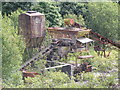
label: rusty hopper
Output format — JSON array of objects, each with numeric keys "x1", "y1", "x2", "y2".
[
  {"x1": 47, "y1": 27, "x2": 91, "y2": 39},
  {"x1": 19, "y1": 11, "x2": 45, "y2": 48}
]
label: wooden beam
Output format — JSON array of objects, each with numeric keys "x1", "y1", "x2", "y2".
[{"x1": 44, "y1": 64, "x2": 71, "y2": 70}]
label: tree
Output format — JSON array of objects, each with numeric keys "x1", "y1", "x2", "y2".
[
  {"x1": 85, "y1": 2, "x2": 118, "y2": 41},
  {"x1": 2, "y1": 2, "x2": 32, "y2": 15},
  {"x1": 2, "y1": 12, "x2": 25, "y2": 87},
  {"x1": 8, "y1": 8, "x2": 25, "y2": 29},
  {"x1": 59, "y1": 2, "x2": 87, "y2": 17},
  {"x1": 31, "y1": 2, "x2": 63, "y2": 27}
]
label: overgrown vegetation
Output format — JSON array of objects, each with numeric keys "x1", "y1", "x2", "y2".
[
  {"x1": 31, "y1": 2, "x2": 63, "y2": 27},
  {"x1": 85, "y1": 2, "x2": 118, "y2": 41},
  {"x1": 1, "y1": 1, "x2": 119, "y2": 88},
  {"x1": 2, "y1": 13, "x2": 25, "y2": 87}
]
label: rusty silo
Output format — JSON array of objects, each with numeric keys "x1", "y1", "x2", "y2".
[{"x1": 19, "y1": 11, "x2": 45, "y2": 48}]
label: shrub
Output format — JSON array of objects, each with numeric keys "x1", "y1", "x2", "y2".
[
  {"x1": 25, "y1": 71, "x2": 70, "y2": 88},
  {"x1": 63, "y1": 13, "x2": 86, "y2": 27},
  {"x1": 2, "y1": 10, "x2": 25, "y2": 87}
]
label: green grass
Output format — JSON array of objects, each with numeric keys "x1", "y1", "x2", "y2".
[
  {"x1": 58, "y1": 48, "x2": 118, "y2": 88},
  {"x1": 24, "y1": 47, "x2": 118, "y2": 88}
]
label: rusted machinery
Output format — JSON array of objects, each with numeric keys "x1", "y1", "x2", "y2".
[
  {"x1": 69, "y1": 20, "x2": 120, "y2": 57},
  {"x1": 18, "y1": 12, "x2": 96, "y2": 81},
  {"x1": 19, "y1": 11, "x2": 45, "y2": 48},
  {"x1": 89, "y1": 31, "x2": 120, "y2": 57}
]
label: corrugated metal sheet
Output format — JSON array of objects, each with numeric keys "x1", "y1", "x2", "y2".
[{"x1": 77, "y1": 38, "x2": 94, "y2": 43}]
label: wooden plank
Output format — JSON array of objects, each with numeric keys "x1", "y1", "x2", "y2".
[
  {"x1": 78, "y1": 55, "x2": 94, "y2": 59},
  {"x1": 44, "y1": 64, "x2": 71, "y2": 70}
]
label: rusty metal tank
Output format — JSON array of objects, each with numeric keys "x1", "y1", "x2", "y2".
[{"x1": 19, "y1": 11, "x2": 45, "y2": 48}]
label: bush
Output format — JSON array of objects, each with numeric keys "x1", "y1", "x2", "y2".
[
  {"x1": 63, "y1": 13, "x2": 86, "y2": 27},
  {"x1": 8, "y1": 8, "x2": 25, "y2": 29},
  {"x1": 25, "y1": 71, "x2": 70, "y2": 88},
  {"x1": 2, "y1": 10, "x2": 25, "y2": 87}
]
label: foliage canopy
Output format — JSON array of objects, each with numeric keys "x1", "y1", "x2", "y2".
[{"x1": 85, "y1": 2, "x2": 118, "y2": 41}]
